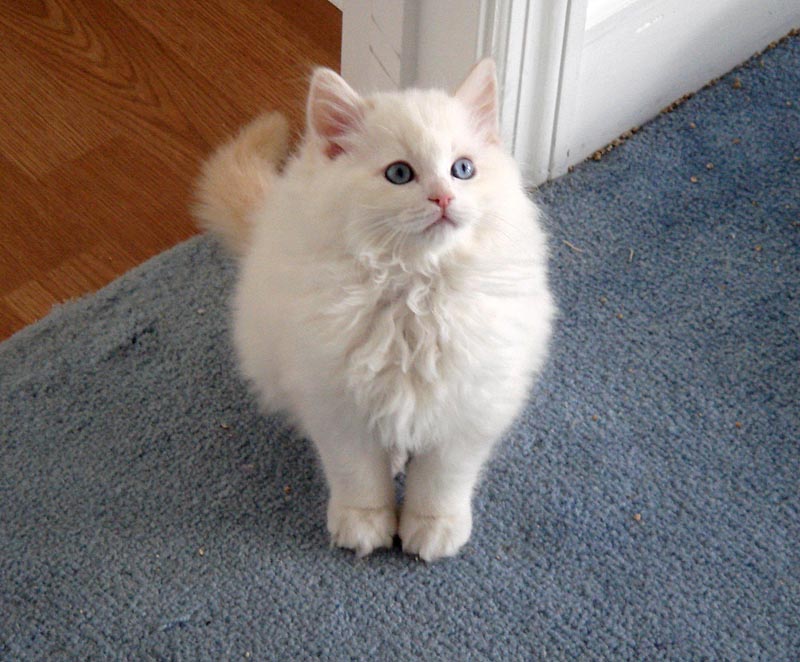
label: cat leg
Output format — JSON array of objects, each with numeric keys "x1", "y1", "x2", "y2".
[
  {"x1": 314, "y1": 434, "x2": 397, "y2": 557},
  {"x1": 399, "y1": 442, "x2": 492, "y2": 562}
]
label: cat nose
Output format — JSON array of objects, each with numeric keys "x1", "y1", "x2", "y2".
[{"x1": 428, "y1": 194, "x2": 454, "y2": 212}]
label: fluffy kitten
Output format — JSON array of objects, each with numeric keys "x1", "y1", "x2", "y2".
[{"x1": 194, "y1": 60, "x2": 554, "y2": 561}]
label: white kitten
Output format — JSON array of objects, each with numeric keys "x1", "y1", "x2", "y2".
[{"x1": 194, "y1": 60, "x2": 554, "y2": 561}]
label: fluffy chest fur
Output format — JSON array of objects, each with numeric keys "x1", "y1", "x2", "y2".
[{"x1": 326, "y1": 261, "x2": 519, "y2": 454}]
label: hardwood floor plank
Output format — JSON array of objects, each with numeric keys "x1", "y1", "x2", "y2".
[
  {"x1": 0, "y1": 40, "x2": 117, "y2": 178},
  {"x1": 112, "y1": 0, "x2": 341, "y2": 134},
  {"x1": 0, "y1": 0, "x2": 341, "y2": 340},
  {"x1": 3, "y1": 279, "x2": 59, "y2": 328},
  {"x1": 0, "y1": 154, "x2": 82, "y2": 294},
  {"x1": 0, "y1": 301, "x2": 27, "y2": 333},
  {"x1": 1, "y1": 0, "x2": 242, "y2": 168}
]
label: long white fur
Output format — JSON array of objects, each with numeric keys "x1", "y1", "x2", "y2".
[{"x1": 195, "y1": 61, "x2": 554, "y2": 561}]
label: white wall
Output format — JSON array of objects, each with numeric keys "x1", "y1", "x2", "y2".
[
  {"x1": 340, "y1": 0, "x2": 420, "y2": 91},
  {"x1": 341, "y1": 0, "x2": 483, "y2": 94}
]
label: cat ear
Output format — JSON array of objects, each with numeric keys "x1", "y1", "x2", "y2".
[
  {"x1": 307, "y1": 68, "x2": 365, "y2": 159},
  {"x1": 455, "y1": 59, "x2": 500, "y2": 144}
]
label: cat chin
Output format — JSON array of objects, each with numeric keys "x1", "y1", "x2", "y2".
[
  {"x1": 347, "y1": 217, "x2": 471, "y2": 270},
  {"x1": 403, "y1": 222, "x2": 471, "y2": 264},
  {"x1": 423, "y1": 215, "x2": 458, "y2": 233}
]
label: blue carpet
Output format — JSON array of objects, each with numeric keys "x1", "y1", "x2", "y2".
[{"x1": 2, "y1": 34, "x2": 798, "y2": 660}]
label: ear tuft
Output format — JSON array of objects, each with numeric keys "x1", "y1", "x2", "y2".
[
  {"x1": 307, "y1": 68, "x2": 364, "y2": 158},
  {"x1": 455, "y1": 59, "x2": 500, "y2": 144}
]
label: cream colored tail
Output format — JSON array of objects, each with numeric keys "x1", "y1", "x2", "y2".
[{"x1": 193, "y1": 112, "x2": 290, "y2": 256}]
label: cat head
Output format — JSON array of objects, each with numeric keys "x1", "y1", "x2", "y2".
[{"x1": 304, "y1": 60, "x2": 520, "y2": 268}]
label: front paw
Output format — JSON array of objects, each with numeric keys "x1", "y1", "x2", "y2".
[
  {"x1": 399, "y1": 510, "x2": 472, "y2": 562},
  {"x1": 327, "y1": 503, "x2": 397, "y2": 558}
]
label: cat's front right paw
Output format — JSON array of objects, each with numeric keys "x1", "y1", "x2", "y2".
[
  {"x1": 399, "y1": 510, "x2": 472, "y2": 562},
  {"x1": 327, "y1": 503, "x2": 397, "y2": 558}
]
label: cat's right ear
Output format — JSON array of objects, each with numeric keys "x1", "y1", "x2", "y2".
[{"x1": 307, "y1": 68, "x2": 365, "y2": 159}]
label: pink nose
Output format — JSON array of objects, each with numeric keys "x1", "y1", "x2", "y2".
[{"x1": 428, "y1": 194, "x2": 453, "y2": 212}]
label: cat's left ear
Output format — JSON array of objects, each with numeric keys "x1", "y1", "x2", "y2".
[
  {"x1": 307, "y1": 68, "x2": 365, "y2": 159},
  {"x1": 455, "y1": 59, "x2": 500, "y2": 145}
]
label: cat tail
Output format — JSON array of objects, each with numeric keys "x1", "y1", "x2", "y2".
[{"x1": 193, "y1": 112, "x2": 290, "y2": 256}]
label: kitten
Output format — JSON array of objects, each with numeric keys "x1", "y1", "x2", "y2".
[{"x1": 194, "y1": 60, "x2": 554, "y2": 561}]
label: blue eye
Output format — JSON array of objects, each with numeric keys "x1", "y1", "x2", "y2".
[
  {"x1": 385, "y1": 161, "x2": 415, "y2": 185},
  {"x1": 451, "y1": 157, "x2": 475, "y2": 180}
]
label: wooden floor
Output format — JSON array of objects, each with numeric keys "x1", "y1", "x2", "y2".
[{"x1": 0, "y1": 0, "x2": 341, "y2": 340}]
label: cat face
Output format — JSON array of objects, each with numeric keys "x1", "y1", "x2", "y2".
[{"x1": 305, "y1": 61, "x2": 514, "y2": 265}]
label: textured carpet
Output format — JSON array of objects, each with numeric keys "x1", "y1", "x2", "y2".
[{"x1": 2, "y1": 34, "x2": 799, "y2": 661}]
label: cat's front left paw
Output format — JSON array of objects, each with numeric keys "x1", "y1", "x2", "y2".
[
  {"x1": 327, "y1": 503, "x2": 397, "y2": 558},
  {"x1": 399, "y1": 510, "x2": 472, "y2": 562}
]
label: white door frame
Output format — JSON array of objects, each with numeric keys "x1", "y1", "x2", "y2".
[{"x1": 490, "y1": 0, "x2": 588, "y2": 185}]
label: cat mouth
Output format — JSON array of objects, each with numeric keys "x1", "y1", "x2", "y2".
[{"x1": 424, "y1": 215, "x2": 457, "y2": 232}]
